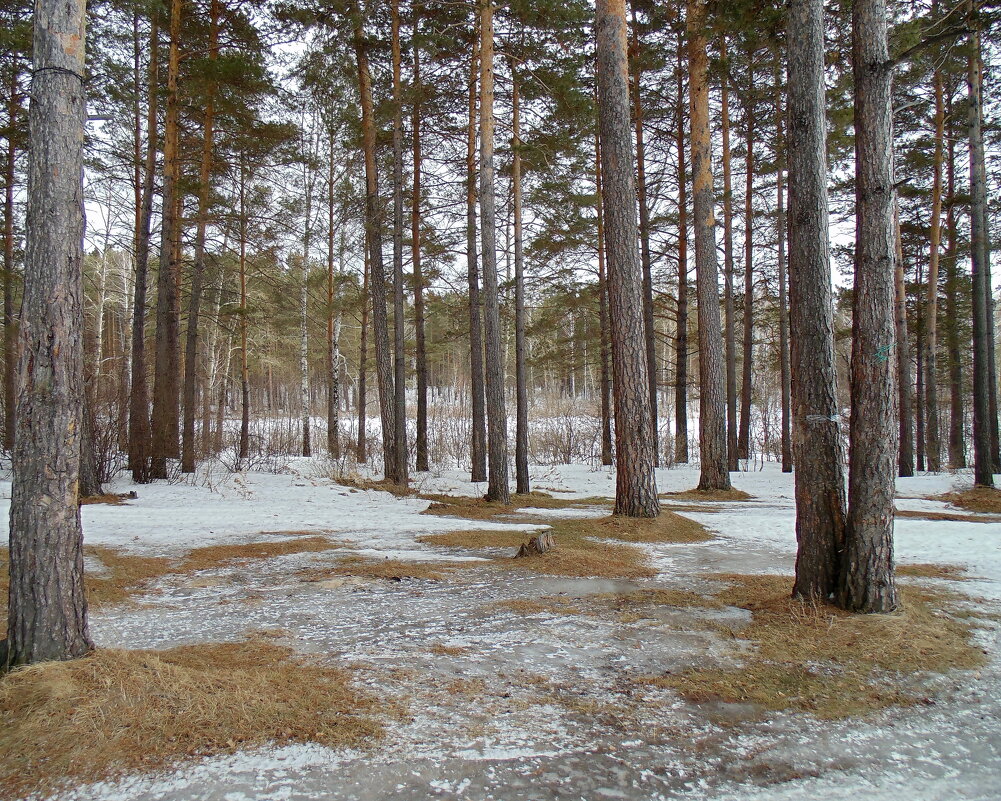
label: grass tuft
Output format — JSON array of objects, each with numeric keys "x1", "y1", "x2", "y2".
[
  {"x1": 0, "y1": 642, "x2": 384, "y2": 799},
  {"x1": 939, "y1": 487, "x2": 1001, "y2": 515},
  {"x1": 639, "y1": 573, "x2": 986, "y2": 719},
  {"x1": 896, "y1": 563, "x2": 970, "y2": 580},
  {"x1": 659, "y1": 488, "x2": 753, "y2": 502},
  {"x1": 418, "y1": 510, "x2": 712, "y2": 579},
  {"x1": 180, "y1": 536, "x2": 342, "y2": 573}
]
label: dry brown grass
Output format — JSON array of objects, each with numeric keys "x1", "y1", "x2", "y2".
[
  {"x1": 639, "y1": 573, "x2": 986, "y2": 719},
  {"x1": 0, "y1": 641, "x2": 384, "y2": 799},
  {"x1": 420, "y1": 491, "x2": 611, "y2": 522},
  {"x1": 938, "y1": 487, "x2": 1001, "y2": 515},
  {"x1": 492, "y1": 596, "x2": 584, "y2": 615},
  {"x1": 428, "y1": 643, "x2": 470, "y2": 656},
  {"x1": 180, "y1": 536, "x2": 342, "y2": 573},
  {"x1": 334, "y1": 475, "x2": 413, "y2": 497},
  {"x1": 0, "y1": 534, "x2": 344, "y2": 617},
  {"x1": 84, "y1": 546, "x2": 174, "y2": 606},
  {"x1": 660, "y1": 488, "x2": 753, "y2": 502},
  {"x1": 80, "y1": 492, "x2": 135, "y2": 506},
  {"x1": 896, "y1": 563, "x2": 970, "y2": 580},
  {"x1": 300, "y1": 554, "x2": 484, "y2": 582},
  {"x1": 895, "y1": 508, "x2": 999, "y2": 523},
  {"x1": 417, "y1": 529, "x2": 529, "y2": 549},
  {"x1": 418, "y1": 511, "x2": 711, "y2": 579}
]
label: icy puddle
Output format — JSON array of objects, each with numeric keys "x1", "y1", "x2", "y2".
[{"x1": 77, "y1": 536, "x2": 1001, "y2": 801}]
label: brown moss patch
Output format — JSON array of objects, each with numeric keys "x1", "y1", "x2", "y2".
[
  {"x1": 938, "y1": 487, "x2": 1001, "y2": 515},
  {"x1": 896, "y1": 563, "x2": 970, "y2": 580},
  {"x1": 639, "y1": 573, "x2": 986, "y2": 719},
  {"x1": 0, "y1": 641, "x2": 384, "y2": 799},
  {"x1": 660, "y1": 488, "x2": 753, "y2": 502}
]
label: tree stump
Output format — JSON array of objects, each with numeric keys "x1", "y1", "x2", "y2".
[{"x1": 516, "y1": 531, "x2": 555, "y2": 558}]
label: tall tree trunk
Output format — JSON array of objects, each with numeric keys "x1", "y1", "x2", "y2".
[
  {"x1": 512, "y1": 73, "x2": 529, "y2": 494},
  {"x1": 181, "y1": 0, "x2": 219, "y2": 474},
  {"x1": 630, "y1": 9, "x2": 659, "y2": 464},
  {"x1": 300, "y1": 187, "x2": 312, "y2": 459},
  {"x1": 738, "y1": 64, "x2": 755, "y2": 463},
  {"x1": 788, "y1": 0, "x2": 847, "y2": 599},
  {"x1": 688, "y1": 0, "x2": 731, "y2": 491},
  {"x1": 842, "y1": 0, "x2": 898, "y2": 613},
  {"x1": 596, "y1": 0, "x2": 660, "y2": 517},
  {"x1": 3, "y1": 68, "x2": 19, "y2": 453},
  {"x1": 944, "y1": 105, "x2": 966, "y2": 469},
  {"x1": 775, "y1": 63, "x2": 792, "y2": 473},
  {"x1": 596, "y1": 126, "x2": 614, "y2": 466},
  {"x1": 354, "y1": 14, "x2": 396, "y2": 479},
  {"x1": 6, "y1": 0, "x2": 92, "y2": 665},
  {"x1": 915, "y1": 261, "x2": 926, "y2": 472},
  {"x1": 327, "y1": 136, "x2": 341, "y2": 460},
  {"x1": 719, "y1": 39, "x2": 738, "y2": 471},
  {"x1": 674, "y1": 49, "x2": 689, "y2": 465},
  {"x1": 357, "y1": 234, "x2": 369, "y2": 463},
  {"x1": 129, "y1": 17, "x2": 157, "y2": 482},
  {"x1": 150, "y1": 0, "x2": 183, "y2": 478},
  {"x1": 239, "y1": 156, "x2": 250, "y2": 461},
  {"x1": 467, "y1": 26, "x2": 487, "y2": 483},
  {"x1": 390, "y1": 0, "x2": 408, "y2": 486},
  {"x1": 412, "y1": 10, "x2": 428, "y2": 472},
  {"x1": 925, "y1": 60, "x2": 944, "y2": 471},
  {"x1": 479, "y1": 0, "x2": 509, "y2": 503},
  {"x1": 967, "y1": 2, "x2": 995, "y2": 487},
  {"x1": 894, "y1": 200, "x2": 914, "y2": 477}
]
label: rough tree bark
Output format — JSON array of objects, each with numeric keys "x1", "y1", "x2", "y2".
[
  {"x1": 894, "y1": 200, "x2": 914, "y2": 477},
  {"x1": 775, "y1": 65, "x2": 792, "y2": 473},
  {"x1": 357, "y1": 234, "x2": 369, "y2": 463},
  {"x1": 512, "y1": 72, "x2": 529, "y2": 494},
  {"x1": 150, "y1": 0, "x2": 183, "y2": 478},
  {"x1": 596, "y1": 0, "x2": 660, "y2": 517},
  {"x1": 128, "y1": 17, "x2": 157, "y2": 482},
  {"x1": 479, "y1": 0, "x2": 510, "y2": 503},
  {"x1": 967, "y1": 1, "x2": 995, "y2": 488},
  {"x1": 738, "y1": 61, "x2": 755, "y2": 463},
  {"x1": 674, "y1": 49, "x2": 689, "y2": 465},
  {"x1": 688, "y1": 0, "x2": 731, "y2": 491},
  {"x1": 595, "y1": 127, "x2": 614, "y2": 467},
  {"x1": 6, "y1": 0, "x2": 93, "y2": 665},
  {"x1": 181, "y1": 0, "x2": 219, "y2": 473},
  {"x1": 842, "y1": 0, "x2": 899, "y2": 613},
  {"x1": 630, "y1": 9, "x2": 659, "y2": 463},
  {"x1": 239, "y1": 156, "x2": 250, "y2": 461},
  {"x1": 466, "y1": 30, "x2": 487, "y2": 483},
  {"x1": 944, "y1": 108, "x2": 966, "y2": 469},
  {"x1": 3, "y1": 68, "x2": 18, "y2": 453},
  {"x1": 390, "y1": 0, "x2": 408, "y2": 487},
  {"x1": 354, "y1": 13, "x2": 396, "y2": 481},
  {"x1": 412, "y1": 9, "x2": 428, "y2": 472},
  {"x1": 925, "y1": 58, "x2": 944, "y2": 472},
  {"x1": 720, "y1": 39, "x2": 738, "y2": 471},
  {"x1": 787, "y1": 0, "x2": 847, "y2": 599}
]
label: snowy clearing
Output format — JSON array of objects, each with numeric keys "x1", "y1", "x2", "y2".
[{"x1": 1, "y1": 461, "x2": 999, "y2": 801}]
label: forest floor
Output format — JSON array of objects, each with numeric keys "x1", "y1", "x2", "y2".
[{"x1": 1, "y1": 459, "x2": 1000, "y2": 801}]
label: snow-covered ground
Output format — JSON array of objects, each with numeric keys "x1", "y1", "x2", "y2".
[{"x1": 1, "y1": 460, "x2": 999, "y2": 801}]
